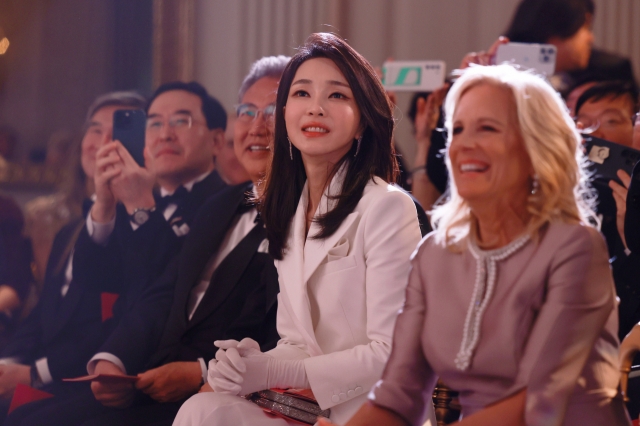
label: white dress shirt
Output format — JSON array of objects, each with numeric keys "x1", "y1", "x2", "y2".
[
  {"x1": 88, "y1": 205, "x2": 268, "y2": 384},
  {"x1": 31, "y1": 174, "x2": 212, "y2": 385}
]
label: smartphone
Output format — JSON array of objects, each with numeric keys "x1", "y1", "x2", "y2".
[
  {"x1": 495, "y1": 42, "x2": 556, "y2": 76},
  {"x1": 113, "y1": 109, "x2": 146, "y2": 167},
  {"x1": 583, "y1": 135, "x2": 640, "y2": 186},
  {"x1": 382, "y1": 60, "x2": 446, "y2": 92},
  {"x1": 625, "y1": 159, "x2": 640, "y2": 253},
  {"x1": 583, "y1": 135, "x2": 640, "y2": 216}
]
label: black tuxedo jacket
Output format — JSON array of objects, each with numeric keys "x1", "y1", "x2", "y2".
[
  {"x1": 2, "y1": 172, "x2": 226, "y2": 381},
  {"x1": 0, "y1": 207, "x2": 123, "y2": 380},
  {"x1": 74, "y1": 171, "x2": 227, "y2": 313},
  {"x1": 97, "y1": 182, "x2": 279, "y2": 374}
]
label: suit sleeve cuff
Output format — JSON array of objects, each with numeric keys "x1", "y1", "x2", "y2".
[
  {"x1": 35, "y1": 357, "x2": 53, "y2": 385},
  {"x1": 0, "y1": 357, "x2": 19, "y2": 365},
  {"x1": 87, "y1": 352, "x2": 127, "y2": 375},
  {"x1": 198, "y1": 358, "x2": 207, "y2": 385},
  {"x1": 86, "y1": 211, "x2": 116, "y2": 245}
]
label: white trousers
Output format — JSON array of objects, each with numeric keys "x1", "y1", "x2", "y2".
[{"x1": 172, "y1": 392, "x2": 301, "y2": 426}]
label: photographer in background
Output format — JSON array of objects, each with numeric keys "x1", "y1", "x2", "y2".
[{"x1": 574, "y1": 80, "x2": 639, "y2": 339}]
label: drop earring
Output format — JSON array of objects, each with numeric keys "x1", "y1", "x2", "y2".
[
  {"x1": 287, "y1": 137, "x2": 293, "y2": 160},
  {"x1": 354, "y1": 135, "x2": 363, "y2": 157},
  {"x1": 530, "y1": 174, "x2": 539, "y2": 195}
]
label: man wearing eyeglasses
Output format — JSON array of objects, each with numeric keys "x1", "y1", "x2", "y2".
[
  {"x1": 575, "y1": 80, "x2": 637, "y2": 148},
  {"x1": 6, "y1": 82, "x2": 229, "y2": 422},
  {"x1": 90, "y1": 81, "x2": 229, "y2": 235},
  {"x1": 575, "y1": 80, "x2": 640, "y2": 339},
  {"x1": 4, "y1": 57, "x2": 288, "y2": 426}
]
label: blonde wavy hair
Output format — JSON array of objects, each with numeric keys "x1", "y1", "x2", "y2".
[{"x1": 431, "y1": 64, "x2": 598, "y2": 248}]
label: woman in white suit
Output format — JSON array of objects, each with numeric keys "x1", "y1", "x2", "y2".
[{"x1": 173, "y1": 33, "x2": 436, "y2": 425}]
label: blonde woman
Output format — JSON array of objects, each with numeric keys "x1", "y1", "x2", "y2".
[{"x1": 339, "y1": 65, "x2": 630, "y2": 426}]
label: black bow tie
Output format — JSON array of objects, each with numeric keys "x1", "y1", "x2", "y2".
[{"x1": 158, "y1": 186, "x2": 189, "y2": 210}]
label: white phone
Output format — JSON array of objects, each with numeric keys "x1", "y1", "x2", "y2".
[
  {"x1": 382, "y1": 60, "x2": 446, "y2": 92},
  {"x1": 494, "y1": 42, "x2": 557, "y2": 76}
]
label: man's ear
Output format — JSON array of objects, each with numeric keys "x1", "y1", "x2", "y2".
[{"x1": 210, "y1": 129, "x2": 225, "y2": 156}]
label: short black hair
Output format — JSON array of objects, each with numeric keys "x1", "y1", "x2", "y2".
[
  {"x1": 147, "y1": 81, "x2": 227, "y2": 131},
  {"x1": 575, "y1": 80, "x2": 639, "y2": 116},
  {"x1": 505, "y1": 0, "x2": 594, "y2": 43}
]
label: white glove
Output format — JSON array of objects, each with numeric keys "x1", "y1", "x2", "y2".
[{"x1": 208, "y1": 338, "x2": 309, "y2": 396}]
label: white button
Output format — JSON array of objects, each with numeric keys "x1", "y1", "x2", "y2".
[
  {"x1": 347, "y1": 390, "x2": 354, "y2": 398},
  {"x1": 354, "y1": 386, "x2": 363, "y2": 395},
  {"x1": 339, "y1": 393, "x2": 347, "y2": 400},
  {"x1": 331, "y1": 395, "x2": 340, "y2": 403}
]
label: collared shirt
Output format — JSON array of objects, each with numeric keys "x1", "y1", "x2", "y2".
[
  {"x1": 86, "y1": 171, "x2": 212, "y2": 245},
  {"x1": 40, "y1": 173, "x2": 212, "y2": 385},
  {"x1": 89, "y1": 193, "x2": 269, "y2": 384}
]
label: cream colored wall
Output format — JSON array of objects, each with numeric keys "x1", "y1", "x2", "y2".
[{"x1": 194, "y1": 0, "x2": 640, "y2": 163}]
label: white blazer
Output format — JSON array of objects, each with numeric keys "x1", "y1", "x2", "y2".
[{"x1": 267, "y1": 167, "x2": 424, "y2": 424}]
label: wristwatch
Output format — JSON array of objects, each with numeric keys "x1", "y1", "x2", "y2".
[{"x1": 130, "y1": 207, "x2": 155, "y2": 226}]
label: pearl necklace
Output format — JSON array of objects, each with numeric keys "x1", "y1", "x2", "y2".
[{"x1": 454, "y1": 234, "x2": 531, "y2": 371}]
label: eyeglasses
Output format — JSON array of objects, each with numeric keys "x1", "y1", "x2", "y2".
[
  {"x1": 236, "y1": 103, "x2": 276, "y2": 123},
  {"x1": 575, "y1": 111, "x2": 635, "y2": 134},
  {"x1": 146, "y1": 113, "x2": 194, "y2": 134}
]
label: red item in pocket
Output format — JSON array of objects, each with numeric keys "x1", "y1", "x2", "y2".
[
  {"x1": 101, "y1": 292, "x2": 119, "y2": 322},
  {"x1": 8, "y1": 383, "x2": 53, "y2": 414}
]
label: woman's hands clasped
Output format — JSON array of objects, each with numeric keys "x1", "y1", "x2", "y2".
[{"x1": 208, "y1": 338, "x2": 271, "y2": 396}]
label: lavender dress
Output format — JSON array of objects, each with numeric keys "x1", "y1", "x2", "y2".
[{"x1": 370, "y1": 222, "x2": 630, "y2": 426}]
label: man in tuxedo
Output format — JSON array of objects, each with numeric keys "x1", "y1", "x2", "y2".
[
  {"x1": 2, "y1": 81, "x2": 240, "y2": 422},
  {"x1": 4, "y1": 56, "x2": 289, "y2": 426},
  {"x1": 82, "y1": 81, "x2": 230, "y2": 313},
  {"x1": 0, "y1": 91, "x2": 147, "y2": 418}
]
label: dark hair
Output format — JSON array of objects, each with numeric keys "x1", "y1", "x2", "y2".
[
  {"x1": 261, "y1": 33, "x2": 397, "y2": 260},
  {"x1": 505, "y1": 0, "x2": 594, "y2": 43},
  {"x1": 147, "y1": 81, "x2": 227, "y2": 131},
  {"x1": 575, "y1": 80, "x2": 639, "y2": 116}
]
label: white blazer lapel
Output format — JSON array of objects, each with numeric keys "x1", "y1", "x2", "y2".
[
  {"x1": 276, "y1": 183, "x2": 322, "y2": 355},
  {"x1": 302, "y1": 164, "x2": 355, "y2": 283},
  {"x1": 303, "y1": 212, "x2": 358, "y2": 284}
]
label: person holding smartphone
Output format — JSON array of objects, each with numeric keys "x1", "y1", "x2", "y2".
[{"x1": 0, "y1": 91, "x2": 146, "y2": 422}]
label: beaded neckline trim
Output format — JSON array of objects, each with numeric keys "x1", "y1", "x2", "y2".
[{"x1": 454, "y1": 234, "x2": 531, "y2": 371}]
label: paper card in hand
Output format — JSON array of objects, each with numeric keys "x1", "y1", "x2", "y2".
[{"x1": 63, "y1": 374, "x2": 139, "y2": 383}]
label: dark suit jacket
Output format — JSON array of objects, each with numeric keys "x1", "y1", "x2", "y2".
[
  {"x1": 97, "y1": 182, "x2": 279, "y2": 374},
  {"x1": 2, "y1": 172, "x2": 226, "y2": 381},
  {"x1": 74, "y1": 171, "x2": 227, "y2": 313},
  {"x1": 0, "y1": 211, "x2": 122, "y2": 380}
]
